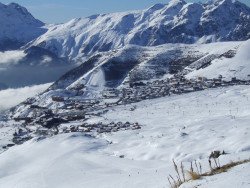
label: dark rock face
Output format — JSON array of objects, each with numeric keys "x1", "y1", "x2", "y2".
[
  {"x1": 102, "y1": 60, "x2": 139, "y2": 87},
  {"x1": 0, "y1": 39, "x2": 24, "y2": 51}
]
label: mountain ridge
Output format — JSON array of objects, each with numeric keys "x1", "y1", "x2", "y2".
[
  {"x1": 28, "y1": 0, "x2": 250, "y2": 60},
  {"x1": 0, "y1": 0, "x2": 249, "y2": 61}
]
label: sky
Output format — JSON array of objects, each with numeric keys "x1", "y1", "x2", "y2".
[{"x1": 1, "y1": 0, "x2": 249, "y2": 23}]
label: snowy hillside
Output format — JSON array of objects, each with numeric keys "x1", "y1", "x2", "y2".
[
  {"x1": 0, "y1": 85, "x2": 250, "y2": 188},
  {"x1": 0, "y1": 2, "x2": 47, "y2": 51},
  {"x1": 48, "y1": 40, "x2": 245, "y2": 94},
  {"x1": 30, "y1": 0, "x2": 250, "y2": 59},
  {"x1": 186, "y1": 39, "x2": 250, "y2": 80}
]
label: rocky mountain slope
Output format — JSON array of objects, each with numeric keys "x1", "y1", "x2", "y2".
[
  {"x1": 30, "y1": 0, "x2": 250, "y2": 60},
  {"x1": 0, "y1": 2, "x2": 47, "y2": 51}
]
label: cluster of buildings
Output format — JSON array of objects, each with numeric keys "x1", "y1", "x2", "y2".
[
  {"x1": 61, "y1": 121, "x2": 141, "y2": 134},
  {"x1": 102, "y1": 76, "x2": 250, "y2": 104},
  {"x1": 10, "y1": 75, "x2": 250, "y2": 142}
]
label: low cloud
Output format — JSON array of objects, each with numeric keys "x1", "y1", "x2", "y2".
[
  {"x1": 41, "y1": 55, "x2": 53, "y2": 64},
  {"x1": 0, "y1": 51, "x2": 25, "y2": 65},
  {"x1": 0, "y1": 83, "x2": 51, "y2": 112}
]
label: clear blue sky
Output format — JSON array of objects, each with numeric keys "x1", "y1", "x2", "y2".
[{"x1": 1, "y1": 0, "x2": 249, "y2": 23}]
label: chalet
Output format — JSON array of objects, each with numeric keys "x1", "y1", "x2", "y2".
[
  {"x1": 42, "y1": 117, "x2": 68, "y2": 129},
  {"x1": 102, "y1": 89, "x2": 119, "y2": 98},
  {"x1": 193, "y1": 85, "x2": 203, "y2": 91},
  {"x1": 197, "y1": 77, "x2": 207, "y2": 82},
  {"x1": 14, "y1": 117, "x2": 32, "y2": 123},
  {"x1": 22, "y1": 98, "x2": 35, "y2": 105},
  {"x1": 35, "y1": 127, "x2": 49, "y2": 136},
  {"x1": 129, "y1": 82, "x2": 146, "y2": 87},
  {"x1": 52, "y1": 96, "x2": 65, "y2": 102},
  {"x1": 213, "y1": 78, "x2": 222, "y2": 86},
  {"x1": 30, "y1": 105, "x2": 47, "y2": 109},
  {"x1": 65, "y1": 114, "x2": 85, "y2": 121},
  {"x1": 231, "y1": 77, "x2": 237, "y2": 82}
]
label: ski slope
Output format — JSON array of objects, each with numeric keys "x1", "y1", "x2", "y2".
[
  {"x1": 187, "y1": 39, "x2": 250, "y2": 80},
  {"x1": 0, "y1": 85, "x2": 249, "y2": 188}
]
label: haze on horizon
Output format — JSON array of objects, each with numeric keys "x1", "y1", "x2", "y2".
[{"x1": 0, "y1": 0, "x2": 249, "y2": 23}]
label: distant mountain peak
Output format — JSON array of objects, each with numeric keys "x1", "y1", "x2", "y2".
[
  {"x1": 214, "y1": 0, "x2": 232, "y2": 2},
  {"x1": 160, "y1": 0, "x2": 187, "y2": 16},
  {"x1": 0, "y1": 2, "x2": 46, "y2": 51},
  {"x1": 147, "y1": 3, "x2": 165, "y2": 12},
  {"x1": 7, "y1": 2, "x2": 43, "y2": 25},
  {"x1": 167, "y1": 0, "x2": 186, "y2": 8},
  {"x1": 169, "y1": 0, "x2": 186, "y2": 4},
  {"x1": 216, "y1": 0, "x2": 233, "y2": 5},
  {"x1": 8, "y1": 2, "x2": 25, "y2": 8}
]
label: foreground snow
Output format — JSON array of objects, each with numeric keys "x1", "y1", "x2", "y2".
[
  {"x1": 181, "y1": 162, "x2": 250, "y2": 188},
  {"x1": 0, "y1": 85, "x2": 249, "y2": 187}
]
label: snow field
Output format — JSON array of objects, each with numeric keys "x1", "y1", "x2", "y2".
[{"x1": 0, "y1": 85, "x2": 249, "y2": 187}]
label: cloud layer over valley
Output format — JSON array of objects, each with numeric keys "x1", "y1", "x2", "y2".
[{"x1": 0, "y1": 83, "x2": 51, "y2": 112}]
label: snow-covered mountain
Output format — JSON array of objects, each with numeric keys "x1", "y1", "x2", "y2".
[
  {"x1": 0, "y1": 2, "x2": 47, "y2": 51},
  {"x1": 0, "y1": 1, "x2": 250, "y2": 187},
  {"x1": 49, "y1": 40, "x2": 247, "y2": 92},
  {"x1": 30, "y1": 0, "x2": 250, "y2": 60}
]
